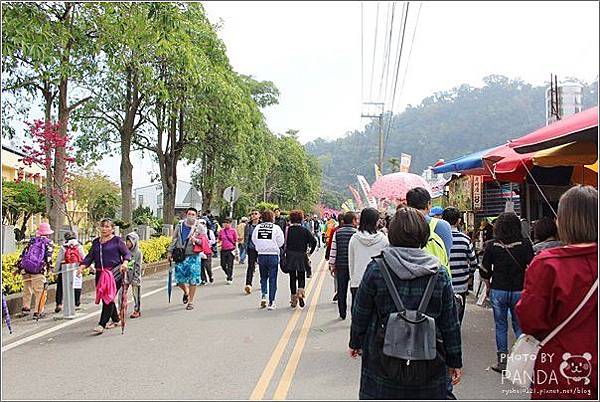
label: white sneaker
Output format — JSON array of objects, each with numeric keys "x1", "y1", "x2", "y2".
[
  {"x1": 260, "y1": 297, "x2": 268, "y2": 309},
  {"x1": 93, "y1": 325, "x2": 104, "y2": 334},
  {"x1": 268, "y1": 302, "x2": 276, "y2": 310},
  {"x1": 226, "y1": 280, "x2": 233, "y2": 285}
]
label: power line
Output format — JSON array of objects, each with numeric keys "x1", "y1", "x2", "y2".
[
  {"x1": 382, "y1": 1, "x2": 410, "y2": 163},
  {"x1": 384, "y1": 1, "x2": 422, "y2": 154},
  {"x1": 361, "y1": 2, "x2": 364, "y2": 103},
  {"x1": 377, "y1": 2, "x2": 393, "y2": 102},
  {"x1": 368, "y1": 2, "x2": 380, "y2": 101},
  {"x1": 380, "y1": 2, "x2": 397, "y2": 105},
  {"x1": 386, "y1": 2, "x2": 407, "y2": 109}
]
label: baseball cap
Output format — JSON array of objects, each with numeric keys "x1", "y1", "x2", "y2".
[{"x1": 429, "y1": 206, "x2": 444, "y2": 217}]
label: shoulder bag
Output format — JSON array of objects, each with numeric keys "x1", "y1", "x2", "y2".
[{"x1": 505, "y1": 278, "x2": 598, "y2": 389}]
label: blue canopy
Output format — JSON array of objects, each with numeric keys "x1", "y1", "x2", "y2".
[{"x1": 432, "y1": 147, "x2": 497, "y2": 174}]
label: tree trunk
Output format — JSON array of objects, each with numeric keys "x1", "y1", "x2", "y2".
[
  {"x1": 120, "y1": 131, "x2": 133, "y2": 223},
  {"x1": 42, "y1": 83, "x2": 55, "y2": 232},
  {"x1": 53, "y1": 77, "x2": 69, "y2": 242}
]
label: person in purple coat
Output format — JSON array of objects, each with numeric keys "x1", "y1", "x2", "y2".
[{"x1": 78, "y1": 218, "x2": 131, "y2": 334}]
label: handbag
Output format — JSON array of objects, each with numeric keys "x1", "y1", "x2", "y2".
[
  {"x1": 172, "y1": 224, "x2": 191, "y2": 263},
  {"x1": 375, "y1": 255, "x2": 438, "y2": 362},
  {"x1": 505, "y1": 278, "x2": 598, "y2": 389}
]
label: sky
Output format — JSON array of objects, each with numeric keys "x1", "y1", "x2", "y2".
[{"x1": 7, "y1": 1, "x2": 599, "y2": 189}]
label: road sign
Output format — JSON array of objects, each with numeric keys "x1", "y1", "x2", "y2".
[{"x1": 223, "y1": 186, "x2": 240, "y2": 203}]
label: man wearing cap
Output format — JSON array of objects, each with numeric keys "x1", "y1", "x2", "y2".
[
  {"x1": 429, "y1": 206, "x2": 444, "y2": 219},
  {"x1": 236, "y1": 217, "x2": 248, "y2": 264},
  {"x1": 17, "y1": 222, "x2": 55, "y2": 318}
]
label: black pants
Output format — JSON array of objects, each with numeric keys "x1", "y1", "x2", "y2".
[
  {"x1": 201, "y1": 256, "x2": 213, "y2": 282},
  {"x1": 289, "y1": 270, "x2": 306, "y2": 295},
  {"x1": 336, "y1": 270, "x2": 350, "y2": 319},
  {"x1": 350, "y1": 287, "x2": 358, "y2": 312},
  {"x1": 246, "y1": 248, "x2": 258, "y2": 286},
  {"x1": 99, "y1": 301, "x2": 119, "y2": 327},
  {"x1": 220, "y1": 250, "x2": 234, "y2": 281},
  {"x1": 55, "y1": 273, "x2": 82, "y2": 306}
]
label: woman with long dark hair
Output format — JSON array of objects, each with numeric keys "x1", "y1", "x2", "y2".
[
  {"x1": 284, "y1": 210, "x2": 317, "y2": 309},
  {"x1": 480, "y1": 212, "x2": 534, "y2": 372},
  {"x1": 348, "y1": 207, "x2": 388, "y2": 308},
  {"x1": 516, "y1": 186, "x2": 598, "y2": 399}
]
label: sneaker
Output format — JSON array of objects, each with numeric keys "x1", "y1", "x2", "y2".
[
  {"x1": 332, "y1": 293, "x2": 338, "y2": 302},
  {"x1": 268, "y1": 302, "x2": 276, "y2": 310},
  {"x1": 260, "y1": 297, "x2": 268, "y2": 309},
  {"x1": 130, "y1": 311, "x2": 141, "y2": 319},
  {"x1": 209, "y1": 277, "x2": 214, "y2": 283},
  {"x1": 226, "y1": 280, "x2": 233, "y2": 285},
  {"x1": 244, "y1": 285, "x2": 252, "y2": 295},
  {"x1": 54, "y1": 305, "x2": 63, "y2": 313},
  {"x1": 93, "y1": 325, "x2": 104, "y2": 334}
]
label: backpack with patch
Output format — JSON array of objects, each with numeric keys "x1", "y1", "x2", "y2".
[
  {"x1": 423, "y1": 218, "x2": 451, "y2": 277},
  {"x1": 64, "y1": 243, "x2": 82, "y2": 264},
  {"x1": 19, "y1": 237, "x2": 49, "y2": 274}
]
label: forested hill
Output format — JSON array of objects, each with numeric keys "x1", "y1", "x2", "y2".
[{"x1": 305, "y1": 75, "x2": 598, "y2": 207}]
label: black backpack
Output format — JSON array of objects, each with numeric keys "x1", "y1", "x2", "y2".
[{"x1": 371, "y1": 256, "x2": 446, "y2": 384}]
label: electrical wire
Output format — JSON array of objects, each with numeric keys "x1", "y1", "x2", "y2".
[{"x1": 368, "y1": 2, "x2": 380, "y2": 101}]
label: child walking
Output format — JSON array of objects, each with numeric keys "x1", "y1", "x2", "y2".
[{"x1": 126, "y1": 232, "x2": 143, "y2": 318}]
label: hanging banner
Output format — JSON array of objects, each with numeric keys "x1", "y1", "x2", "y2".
[
  {"x1": 374, "y1": 164, "x2": 382, "y2": 180},
  {"x1": 357, "y1": 175, "x2": 377, "y2": 208},
  {"x1": 348, "y1": 185, "x2": 364, "y2": 210},
  {"x1": 448, "y1": 175, "x2": 473, "y2": 211},
  {"x1": 341, "y1": 199, "x2": 355, "y2": 212},
  {"x1": 473, "y1": 175, "x2": 483, "y2": 211},
  {"x1": 400, "y1": 153, "x2": 412, "y2": 173}
]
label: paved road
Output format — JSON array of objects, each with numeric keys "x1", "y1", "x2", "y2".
[{"x1": 2, "y1": 249, "x2": 528, "y2": 400}]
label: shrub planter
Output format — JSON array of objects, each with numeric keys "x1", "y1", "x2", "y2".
[{"x1": 4, "y1": 260, "x2": 170, "y2": 315}]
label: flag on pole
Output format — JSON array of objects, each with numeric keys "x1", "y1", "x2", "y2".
[
  {"x1": 400, "y1": 153, "x2": 412, "y2": 173},
  {"x1": 357, "y1": 175, "x2": 377, "y2": 208},
  {"x1": 374, "y1": 164, "x2": 382, "y2": 180},
  {"x1": 348, "y1": 185, "x2": 364, "y2": 210}
]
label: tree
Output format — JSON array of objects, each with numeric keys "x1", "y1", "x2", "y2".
[
  {"x1": 388, "y1": 157, "x2": 401, "y2": 173},
  {"x1": 2, "y1": 2, "x2": 101, "y2": 240},
  {"x1": 1, "y1": 179, "x2": 46, "y2": 240}
]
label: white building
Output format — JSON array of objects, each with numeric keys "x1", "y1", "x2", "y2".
[
  {"x1": 133, "y1": 180, "x2": 202, "y2": 219},
  {"x1": 545, "y1": 81, "x2": 583, "y2": 125}
]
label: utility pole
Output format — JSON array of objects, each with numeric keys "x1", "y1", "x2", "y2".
[{"x1": 361, "y1": 102, "x2": 385, "y2": 174}]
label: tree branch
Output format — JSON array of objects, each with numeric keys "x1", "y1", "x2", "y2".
[{"x1": 68, "y1": 96, "x2": 92, "y2": 113}]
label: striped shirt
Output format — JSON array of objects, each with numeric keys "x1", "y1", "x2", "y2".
[{"x1": 449, "y1": 230, "x2": 479, "y2": 293}]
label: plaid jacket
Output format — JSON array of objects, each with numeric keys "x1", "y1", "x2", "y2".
[{"x1": 350, "y1": 257, "x2": 462, "y2": 399}]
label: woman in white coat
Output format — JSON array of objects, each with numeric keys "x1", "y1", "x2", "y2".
[{"x1": 348, "y1": 207, "x2": 389, "y2": 309}]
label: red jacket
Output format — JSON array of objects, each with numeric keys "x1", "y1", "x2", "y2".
[{"x1": 515, "y1": 244, "x2": 598, "y2": 400}]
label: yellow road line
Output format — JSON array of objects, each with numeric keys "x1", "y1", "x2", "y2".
[
  {"x1": 272, "y1": 259, "x2": 329, "y2": 400},
  {"x1": 249, "y1": 258, "x2": 326, "y2": 401}
]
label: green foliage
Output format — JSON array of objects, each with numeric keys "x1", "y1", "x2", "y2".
[
  {"x1": 90, "y1": 193, "x2": 121, "y2": 222},
  {"x1": 132, "y1": 205, "x2": 163, "y2": 233},
  {"x1": 255, "y1": 201, "x2": 279, "y2": 212},
  {"x1": 2, "y1": 236, "x2": 171, "y2": 294},
  {"x1": 306, "y1": 76, "x2": 599, "y2": 201},
  {"x1": 1, "y1": 179, "x2": 46, "y2": 240}
]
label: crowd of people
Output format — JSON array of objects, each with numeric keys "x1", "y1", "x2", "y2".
[{"x1": 11, "y1": 184, "x2": 597, "y2": 400}]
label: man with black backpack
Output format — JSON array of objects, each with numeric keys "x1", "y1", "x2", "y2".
[{"x1": 17, "y1": 222, "x2": 55, "y2": 319}]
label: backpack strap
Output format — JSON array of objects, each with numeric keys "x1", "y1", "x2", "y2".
[
  {"x1": 417, "y1": 272, "x2": 438, "y2": 315},
  {"x1": 375, "y1": 255, "x2": 405, "y2": 313}
]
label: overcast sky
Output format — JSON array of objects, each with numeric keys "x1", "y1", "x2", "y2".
[{"x1": 38, "y1": 1, "x2": 600, "y2": 188}]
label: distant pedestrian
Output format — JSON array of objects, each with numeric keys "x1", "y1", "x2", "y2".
[
  {"x1": 532, "y1": 217, "x2": 562, "y2": 255},
  {"x1": 326, "y1": 214, "x2": 343, "y2": 302},
  {"x1": 78, "y1": 218, "x2": 131, "y2": 334},
  {"x1": 442, "y1": 207, "x2": 479, "y2": 324},
  {"x1": 284, "y1": 210, "x2": 317, "y2": 309},
  {"x1": 236, "y1": 217, "x2": 248, "y2": 264},
  {"x1": 348, "y1": 207, "x2": 388, "y2": 309},
  {"x1": 244, "y1": 209, "x2": 261, "y2": 295},
  {"x1": 125, "y1": 232, "x2": 143, "y2": 319},
  {"x1": 349, "y1": 207, "x2": 462, "y2": 399},
  {"x1": 329, "y1": 211, "x2": 358, "y2": 320},
  {"x1": 218, "y1": 218, "x2": 238, "y2": 284},
  {"x1": 252, "y1": 210, "x2": 285, "y2": 310},
  {"x1": 18, "y1": 222, "x2": 54, "y2": 319},
  {"x1": 516, "y1": 186, "x2": 598, "y2": 400},
  {"x1": 480, "y1": 212, "x2": 534, "y2": 373},
  {"x1": 54, "y1": 231, "x2": 84, "y2": 313},
  {"x1": 274, "y1": 207, "x2": 287, "y2": 232}
]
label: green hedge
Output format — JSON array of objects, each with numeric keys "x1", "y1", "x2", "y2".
[{"x1": 1, "y1": 236, "x2": 172, "y2": 295}]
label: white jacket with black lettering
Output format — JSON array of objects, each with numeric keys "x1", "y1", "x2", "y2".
[{"x1": 251, "y1": 222, "x2": 285, "y2": 255}]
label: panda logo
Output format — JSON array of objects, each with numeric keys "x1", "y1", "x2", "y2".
[{"x1": 559, "y1": 352, "x2": 592, "y2": 385}]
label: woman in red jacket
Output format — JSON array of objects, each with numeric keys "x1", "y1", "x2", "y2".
[{"x1": 516, "y1": 185, "x2": 598, "y2": 400}]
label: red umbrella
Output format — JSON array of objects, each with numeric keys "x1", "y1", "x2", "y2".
[
  {"x1": 119, "y1": 274, "x2": 129, "y2": 335},
  {"x1": 370, "y1": 172, "x2": 432, "y2": 204}
]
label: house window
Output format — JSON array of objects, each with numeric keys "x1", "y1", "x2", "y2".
[
  {"x1": 157, "y1": 193, "x2": 163, "y2": 205},
  {"x1": 157, "y1": 208, "x2": 163, "y2": 219},
  {"x1": 138, "y1": 194, "x2": 144, "y2": 206}
]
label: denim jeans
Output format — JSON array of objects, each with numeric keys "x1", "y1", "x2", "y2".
[
  {"x1": 238, "y1": 243, "x2": 247, "y2": 264},
  {"x1": 258, "y1": 255, "x2": 279, "y2": 303},
  {"x1": 490, "y1": 289, "x2": 522, "y2": 352}
]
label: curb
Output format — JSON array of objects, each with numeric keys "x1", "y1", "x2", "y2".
[{"x1": 4, "y1": 260, "x2": 170, "y2": 315}]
